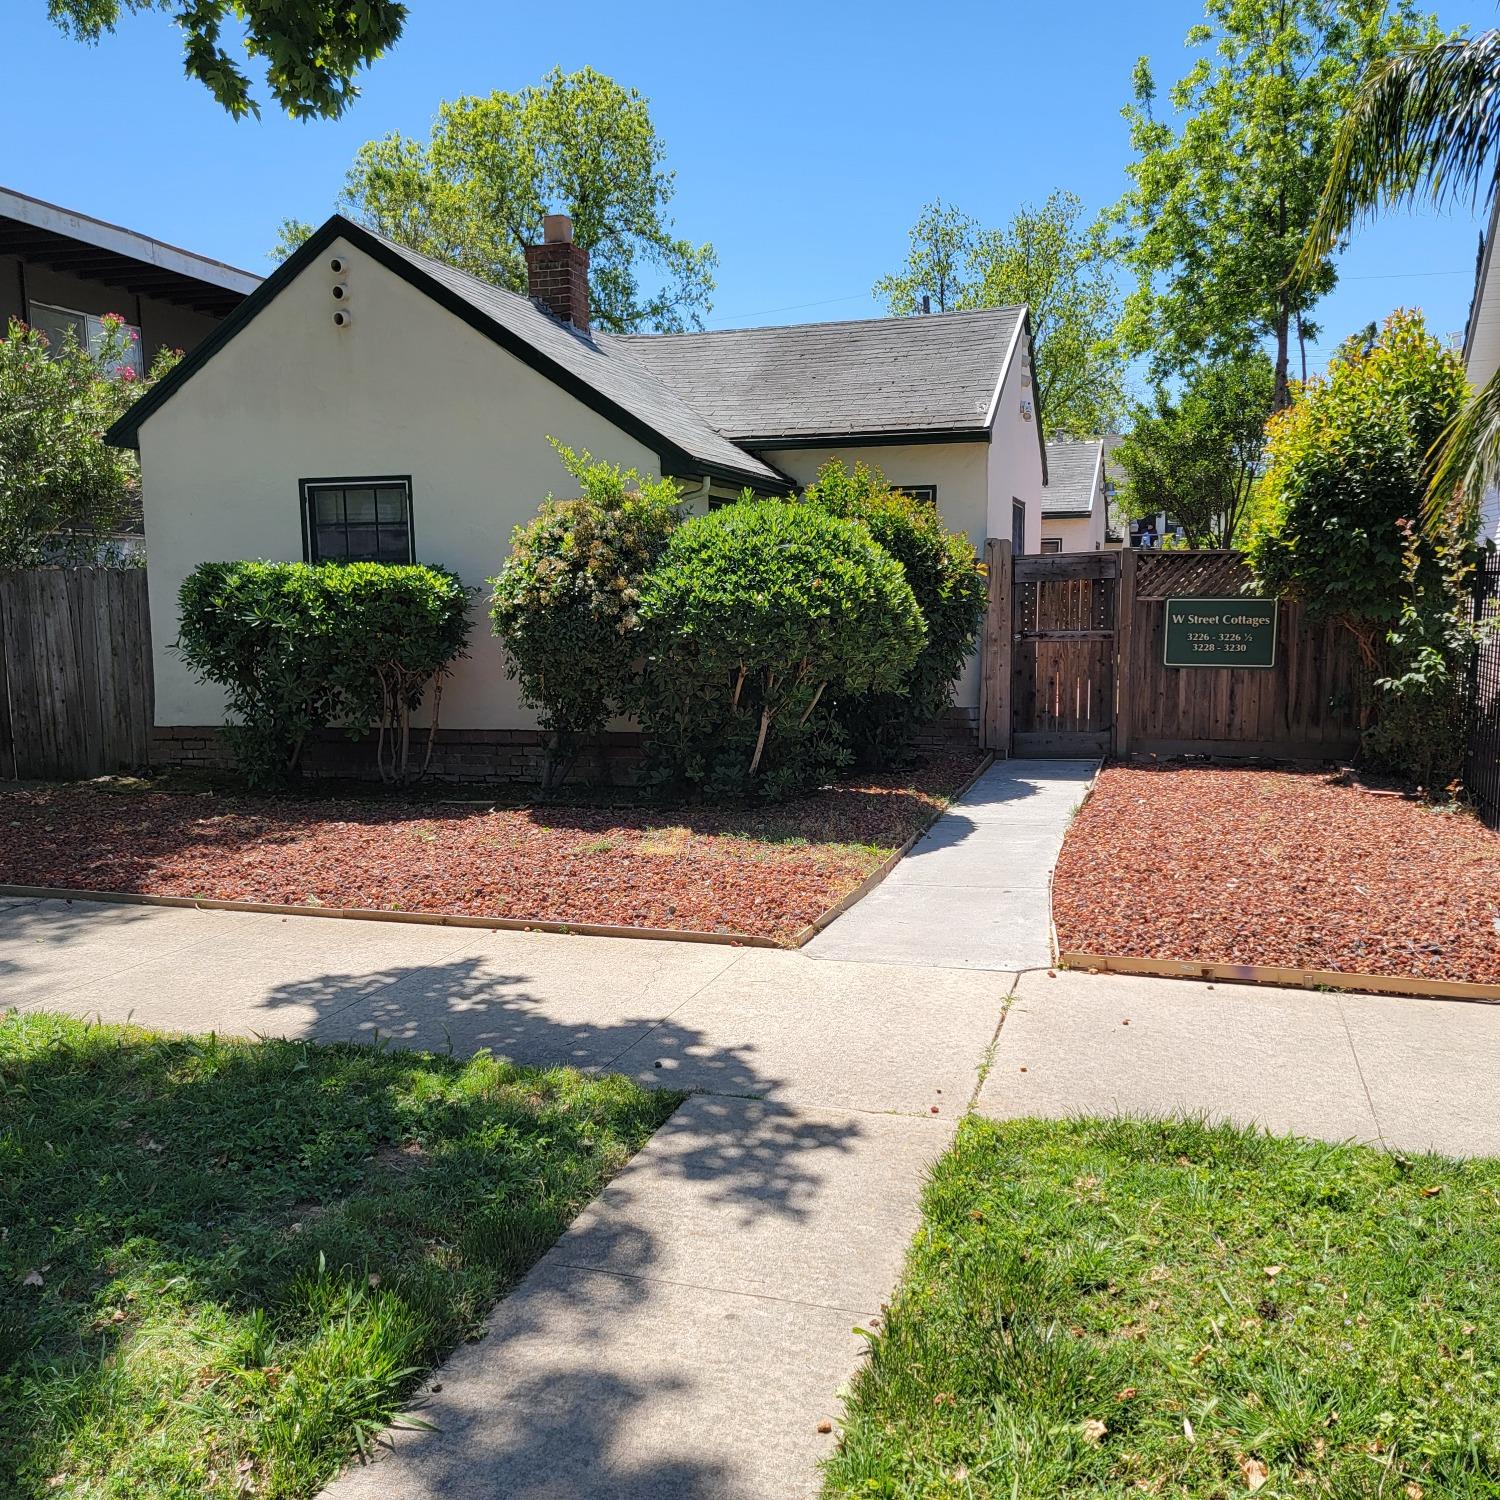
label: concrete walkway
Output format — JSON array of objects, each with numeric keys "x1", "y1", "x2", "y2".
[
  {"x1": 805, "y1": 759, "x2": 1098, "y2": 969},
  {"x1": 5, "y1": 895, "x2": 1499, "y2": 1498},
  {"x1": 981, "y1": 967, "x2": 1500, "y2": 1158},
  {"x1": 1, "y1": 895, "x2": 1005, "y2": 1500}
]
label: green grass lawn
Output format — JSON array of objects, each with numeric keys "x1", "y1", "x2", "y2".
[
  {"x1": 0, "y1": 1011, "x2": 678, "y2": 1499},
  {"x1": 826, "y1": 1116, "x2": 1500, "y2": 1499}
]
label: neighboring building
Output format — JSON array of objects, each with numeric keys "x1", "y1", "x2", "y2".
[
  {"x1": 1039, "y1": 438, "x2": 1107, "y2": 552},
  {"x1": 0, "y1": 186, "x2": 260, "y2": 371},
  {"x1": 107, "y1": 213, "x2": 1048, "y2": 757},
  {"x1": 1462, "y1": 194, "x2": 1500, "y2": 545}
]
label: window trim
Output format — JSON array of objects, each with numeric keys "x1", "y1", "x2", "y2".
[
  {"x1": 896, "y1": 484, "x2": 939, "y2": 505},
  {"x1": 299, "y1": 474, "x2": 416, "y2": 564},
  {"x1": 1040, "y1": 537, "x2": 1063, "y2": 554},
  {"x1": 1011, "y1": 498, "x2": 1027, "y2": 557}
]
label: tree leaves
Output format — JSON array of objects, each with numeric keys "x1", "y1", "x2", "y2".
[
  {"x1": 331, "y1": 68, "x2": 716, "y2": 333},
  {"x1": 46, "y1": 0, "x2": 407, "y2": 119},
  {"x1": 875, "y1": 193, "x2": 1126, "y2": 438}
]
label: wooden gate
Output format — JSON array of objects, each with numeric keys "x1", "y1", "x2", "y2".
[
  {"x1": 1010, "y1": 551, "x2": 1117, "y2": 755},
  {"x1": 980, "y1": 540, "x2": 1118, "y2": 757}
]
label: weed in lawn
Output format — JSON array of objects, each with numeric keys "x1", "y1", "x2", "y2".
[
  {"x1": 826, "y1": 1115, "x2": 1500, "y2": 1499},
  {"x1": 0, "y1": 1012, "x2": 679, "y2": 1499}
]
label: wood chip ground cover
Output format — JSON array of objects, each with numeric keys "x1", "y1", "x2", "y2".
[
  {"x1": 0, "y1": 752, "x2": 980, "y2": 944},
  {"x1": 1053, "y1": 763, "x2": 1500, "y2": 985}
]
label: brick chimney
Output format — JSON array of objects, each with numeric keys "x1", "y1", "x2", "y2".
[{"x1": 525, "y1": 213, "x2": 590, "y2": 332}]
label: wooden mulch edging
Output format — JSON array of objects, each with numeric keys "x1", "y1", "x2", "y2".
[
  {"x1": 0, "y1": 883, "x2": 783, "y2": 949},
  {"x1": 1058, "y1": 950, "x2": 1500, "y2": 1005}
]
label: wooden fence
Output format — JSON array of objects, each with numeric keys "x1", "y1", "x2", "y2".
[
  {"x1": 0, "y1": 569, "x2": 154, "y2": 780},
  {"x1": 1119, "y1": 549, "x2": 1363, "y2": 760},
  {"x1": 981, "y1": 543, "x2": 1365, "y2": 761}
]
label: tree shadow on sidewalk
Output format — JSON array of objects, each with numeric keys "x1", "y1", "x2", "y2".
[{"x1": 6, "y1": 938, "x2": 874, "y2": 1500}]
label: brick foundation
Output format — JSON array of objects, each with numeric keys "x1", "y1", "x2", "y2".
[{"x1": 150, "y1": 709, "x2": 980, "y2": 787}]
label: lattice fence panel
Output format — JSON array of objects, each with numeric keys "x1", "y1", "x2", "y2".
[{"x1": 1134, "y1": 549, "x2": 1254, "y2": 600}]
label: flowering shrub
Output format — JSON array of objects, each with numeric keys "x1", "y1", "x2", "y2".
[
  {"x1": 489, "y1": 444, "x2": 680, "y2": 786},
  {"x1": 637, "y1": 501, "x2": 925, "y2": 800},
  {"x1": 0, "y1": 315, "x2": 179, "y2": 568},
  {"x1": 795, "y1": 459, "x2": 986, "y2": 763},
  {"x1": 177, "y1": 561, "x2": 470, "y2": 787}
]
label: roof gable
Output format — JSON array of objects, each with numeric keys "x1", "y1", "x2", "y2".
[
  {"x1": 1042, "y1": 438, "x2": 1104, "y2": 517},
  {"x1": 612, "y1": 307, "x2": 1025, "y2": 445},
  {"x1": 105, "y1": 216, "x2": 786, "y2": 491}
]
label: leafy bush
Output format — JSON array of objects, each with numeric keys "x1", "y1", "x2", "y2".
[
  {"x1": 489, "y1": 445, "x2": 680, "y2": 787},
  {"x1": 1247, "y1": 310, "x2": 1476, "y2": 789},
  {"x1": 1248, "y1": 310, "x2": 1467, "y2": 660},
  {"x1": 177, "y1": 561, "x2": 469, "y2": 787},
  {"x1": 637, "y1": 500, "x2": 925, "y2": 799},
  {"x1": 0, "y1": 315, "x2": 178, "y2": 568},
  {"x1": 796, "y1": 459, "x2": 986, "y2": 763}
]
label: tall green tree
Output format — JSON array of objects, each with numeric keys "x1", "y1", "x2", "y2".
[
  {"x1": 284, "y1": 68, "x2": 716, "y2": 334},
  {"x1": 1115, "y1": 0, "x2": 1440, "y2": 410},
  {"x1": 875, "y1": 192, "x2": 1126, "y2": 437},
  {"x1": 1116, "y1": 353, "x2": 1276, "y2": 547},
  {"x1": 45, "y1": 0, "x2": 405, "y2": 119},
  {"x1": 1300, "y1": 28, "x2": 1500, "y2": 523}
]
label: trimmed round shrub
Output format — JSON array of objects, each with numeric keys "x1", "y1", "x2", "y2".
[
  {"x1": 177, "y1": 560, "x2": 470, "y2": 786},
  {"x1": 797, "y1": 459, "x2": 987, "y2": 763},
  {"x1": 489, "y1": 446, "x2": 680, "y2": 787},
  {"x1": 638, "y1": 500, "x2": 925, "y2": 799}
]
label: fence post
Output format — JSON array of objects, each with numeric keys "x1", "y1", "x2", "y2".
[
  {"x1": 1114, "y1": 546, "x2": 1137, "y2": 759},
  {"x1": 980, "y1": 537, "x2": 1012, "y2": 756}
]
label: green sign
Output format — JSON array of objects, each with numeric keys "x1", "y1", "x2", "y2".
[{"x1": 1163, "y1": 598, "x2": 1278, "y2": 668}]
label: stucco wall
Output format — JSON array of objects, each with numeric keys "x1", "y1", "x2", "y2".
[
  {"x1": 757, "y1": 440, "x2": 991, "y2": 708},
  {"x1": 0, "y1": 255, "x2": 222, "y2": 360},
  {"x1": 985, "y1": 333, "x2": 1045, "y2": 555},
  {"x1": 136, "y1": 235, "x2": 661, "y2": 730},
  {"x1": 1040, "y1": 511, "x2": 1104, "y2": 552}
]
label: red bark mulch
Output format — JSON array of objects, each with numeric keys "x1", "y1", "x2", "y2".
[
  {"x1": 1053, "y1": 763, "x2": 1500, "y2": 986},
  {"x1": 0, "y1": 751, "x2": 981, "y2": 945}
]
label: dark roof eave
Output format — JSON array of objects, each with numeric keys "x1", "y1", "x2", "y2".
[
  {"x1": 1041, "y1": 508, "x2": 1094, "y2": 520},
  {"x1": 742, "y1": 425, "x2": 993, "y2": 451}
]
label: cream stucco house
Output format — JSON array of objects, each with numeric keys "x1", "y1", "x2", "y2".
[
  {"x1": 1039, "y1": 438, "x2": 1107, "y2": 553},
  {"x1": 107, "y1": 213, "x2": 1049, "y2": 770},
  {"x1": 1464, "y1": 195, "x2": 1500, "y2": 546}
]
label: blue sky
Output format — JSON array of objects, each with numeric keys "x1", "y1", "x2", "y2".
[{"x1": 4, "y1": 0, "x2": 1492, "y2": 383}]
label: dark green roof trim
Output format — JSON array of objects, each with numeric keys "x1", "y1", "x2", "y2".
[
  {"x1": 105, "y1": 216, "x2": 789, "y2": 492},
  {"x1": 748, "y1": 426, "x2": 992, "y2": 452}
]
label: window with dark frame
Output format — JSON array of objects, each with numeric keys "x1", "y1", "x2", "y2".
[
  {"x1": 1041, "y1": 537, "x2": 1063, "y2": 554},
  {"x1": 301, "y1": 478, "x2": 413, "y2": 564},
  {"x1": 897, "y1": 484, "x2": 938, "y2": 505},
  {"x1": 1012, "y1": 499, "x2": 1026, "y2": 557}
]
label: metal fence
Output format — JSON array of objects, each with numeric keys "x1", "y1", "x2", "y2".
[{"x1": 1469, "y1": 552, "x2": 1500, "y2": 828}]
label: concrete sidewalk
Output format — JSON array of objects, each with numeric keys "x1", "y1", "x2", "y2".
[
  {"x1": 805, "y1": 759, "x2": 1097, "y2": 970},
  {"x1": 1, "y1": 895, "x2": 1007, "y2": 1500},
  {"x1": 980, "y1": 968, "x2": 1500, "y2": 1157},
  {"x1": 6, "y1": 895, "x2": 1499, "y2": 1499}
]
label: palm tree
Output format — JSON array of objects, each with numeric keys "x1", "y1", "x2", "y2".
[{"x1": 1300, "y1": 29, "x2": 1500, "y2": 528}]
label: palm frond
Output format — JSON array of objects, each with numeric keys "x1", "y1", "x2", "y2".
[
  {"x1": 1297, "y1": 30, "x2": 1500, "y2": 285},
  {"x1": 1427, "y1": 364, "x2": 1500, "y2": 536}
]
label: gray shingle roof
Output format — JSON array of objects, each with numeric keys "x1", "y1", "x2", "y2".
[
  {"x1": 610, "y1": 307, "x2": 1024, "y2": 443},
  {"x1": 370, "y1": 232, "x2": 786, "y2": 489},
  {"x1": 1042, "y1": 439, "x2": 1104, "y2": 516}
]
